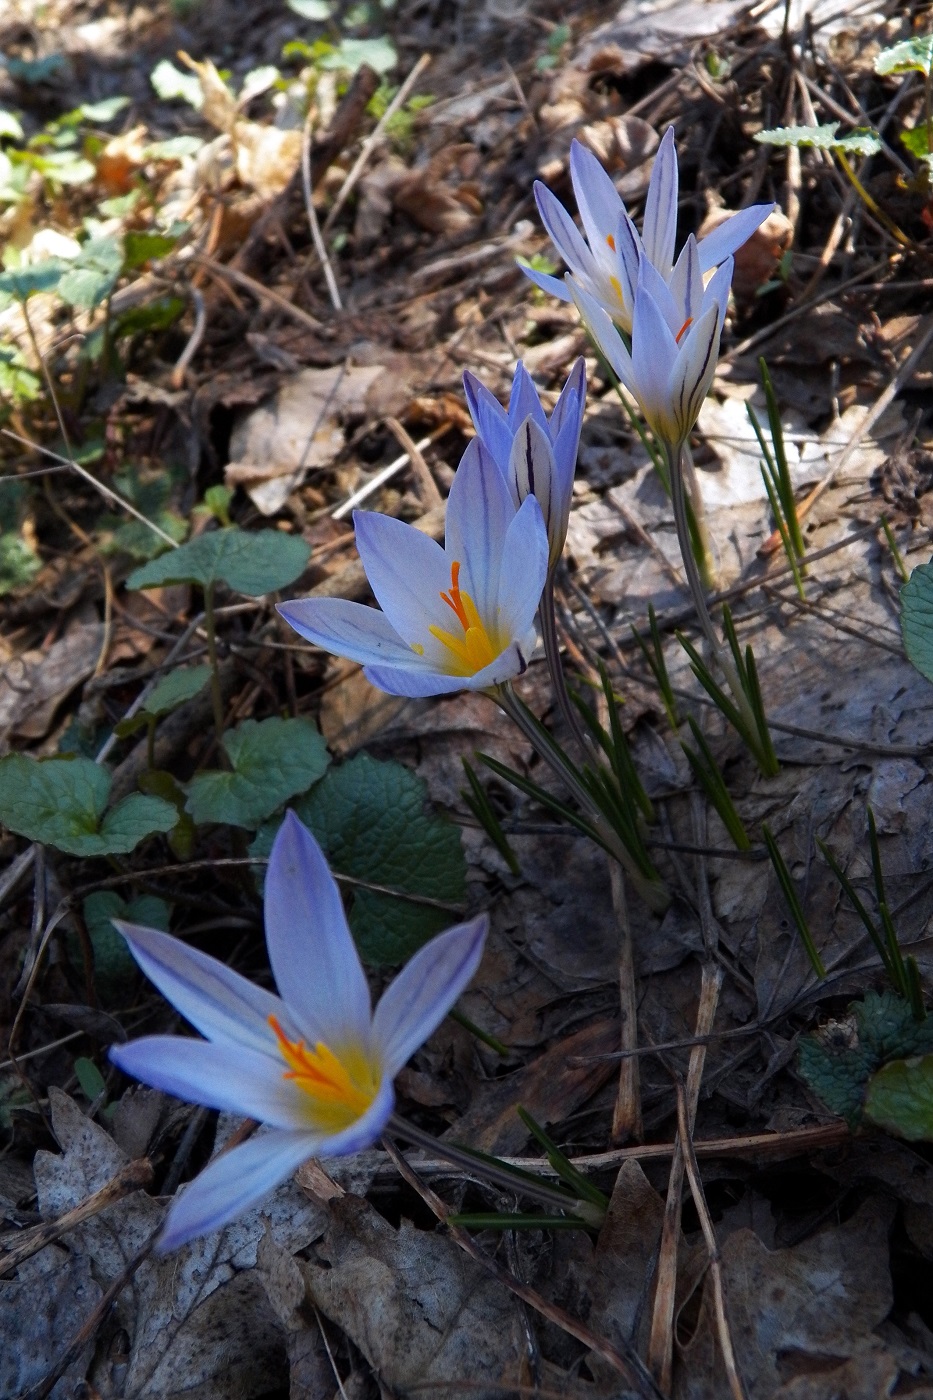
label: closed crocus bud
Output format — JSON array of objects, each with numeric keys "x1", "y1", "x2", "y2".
[{"x1": 463, "y1": 359, "x2": 586, "y2": 568}]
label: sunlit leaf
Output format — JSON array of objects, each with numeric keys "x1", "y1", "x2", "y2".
[
  {"x1": 900, "y1": 560, "x2": 933, "y2": 683},
  {"x1": 875, "y1": 36, "x2": 933, "y2": 77},
  {"x1": 127, "y1": 527, "x2": 310, "y2": 595},
  {"x1": 185, "y1": 717, "x2": 330, "y2": 828}
]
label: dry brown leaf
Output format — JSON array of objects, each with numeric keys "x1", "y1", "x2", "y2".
[
  {"x1": 0, "y1": 621, "x2": 104, "y2": 748},
  {"x1": 295, "y1": 1195, "x2": 530, "y2": 1399},
  {"x1": 698, "y1": 205, "x2": 794, "y2": 301},
  {"x1": 227, "y1": 364, "x2": 387, "y2": 515}
]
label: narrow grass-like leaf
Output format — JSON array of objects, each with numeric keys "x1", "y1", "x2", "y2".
[
  {"x1": 517, "y1": 1106, "x2": 609, "y2": 1209},
  {"x1": 631, "y1": 603, "x2": 679, "y2": 729},
  {"x1": 681, "y1": 718, "x2": 751, "y2": 851},
  {"x1": 762, "y1": 823, "x2": 826, "y2": 977},
  {"x1": 461, "y1": 758, "x2": 520, "y2": 875}
]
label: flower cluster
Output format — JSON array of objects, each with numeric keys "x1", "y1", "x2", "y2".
[
  {"x1": 111, "y1": 812, "x2": 487, "y2": 1250},
  {"x1": 524, "y1": 126, "x2": 774, "y2": 452}
]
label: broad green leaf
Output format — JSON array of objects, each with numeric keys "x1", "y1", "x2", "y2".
[
  {"x1": 0, "y1": 531, "x2": 41, "y2": 595},
  {"x1": 755, "y1": 122, "x2": 882, "y2": 155},
  {"x1": 74, "y1": 1056, "x2": 107, "y2": 1101},
  {"x1": 0, "y1": 111, "x2": 24, "y2": 140},
  {"x1": 142, "y1": 665, "x2": 212, "y2": 717},
  {"x1": 0, "y1": 259, "x2": 65, "y2": 299},
  {"x1": 294, "y1": 753, "x2": 466, "y2": 964},
  {"x1": 799, "y1": 990, "x2": 933, "y2": 1126},
  {"x1": 150, "y1": 59, "x2": 203, "y2": 107},
  {"x1": 901, "y1": 560, "x2": 933, "y2": 682},
  {"x1": 57, "y1": 235, "x2": 123, "y2": 309},
  {"x1": 143, "y1": 135, "x2": 204, "y2": 160},
  {"x1": 901, "y1": 126, "x2": 933, "y2": 161},
  {"x1": 185, "y1": 716, "x2": 329, "y2": 828},
  {"x1": 322, "y1": 36, "x2": 398, "y2": 74},
  {"x1": 865, "y1": 1054, "x2": 933, "y2": 1139},
  {"x1": 79, "y1": 96, "x2": 131, "y2": 122},
  {"x1": 100, "y1": 464, "x2": 187, "y2": 560},
  {"x1": 123, "y1": 230, "x2": 179, "y2": 270},
  {"x1": 287, "y1": 0, "x2": 332, "y2": 17},
  {"x1": 81, "y1": 890, "x2": 170, "y2": 997},
  {"x1": 126, "y1": 527, "x2": 310, "y2": 595},
  {"x1": 113, "y1": 296, "x2": 185, "y2": 339},
  {"x1": 0, "y1": 754, "x2": 175, "y2": 855},
  {"x1": 875, "y1": 36, "x2": 933, "y2": 77}
]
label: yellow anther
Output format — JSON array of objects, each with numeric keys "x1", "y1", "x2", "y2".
[{"x1": 269, "y1": 1015, "x2": 377, "y2": 1128}]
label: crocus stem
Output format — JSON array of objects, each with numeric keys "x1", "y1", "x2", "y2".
[
  {"x1": 680, "y1": 443, "x2": 714, "y2": 590},
  {"x1": 493, "y1": 684, "x2": 668, "y2": 912},
  {"x1": 386, "y1": 1114, "x2": 604, "y2": 1223},
  {"x1": 666, "y1": 442, "x2": 760, "y2": 743},
  {"x1": 540, "y1": 574, "x2": 595, "y2": 758},
  {"x1": 202, "y1": 582, "x2": 227, "y2": 745}
]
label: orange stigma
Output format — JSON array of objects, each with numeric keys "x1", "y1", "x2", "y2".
[
  {"x1": 675, "y1": 317, "x2": 694, "y2": 344},
  {"x1": 268, "y1": 1015, "x2": 377, "y2": 1127},
  {"x1": 427, "y1": 560, "x2": 501, "y2": 676},
  {"x1": 606, "y1": 233, "x2": 616, "y2": 252}
]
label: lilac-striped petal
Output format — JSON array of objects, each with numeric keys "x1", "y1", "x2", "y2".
[
  {"x1": 569, "y1": 139, "x2": 624, "y2": 262},
  {"x1": 549, "y1": 357, "x2": 586, "y2": 441},
  {"x1": 353, "y1": 510, "x2": 453, "y2": 640},
  {"x1": 496, "y1": 495, "x2": 549, "y2": 634},
  {"x1": 157, "y1": 1129, "x2": 320, "y2": 1252},
  {"x1": 671, "y1": 302, "x2": 721, "y2": 441},
  {"x1": 445, "y1": 438, "x2": 516, "y2": 627},
  {"x1": 507, "y1": 362, "x2": 550, "y2": 437},
  {"x1": 373, "y1": 915, "x2": 488, "y2": 1077},
  {"x1": 568, "y1": 280, "x2": 636, "y2": 392},
  {"x1": 265, "y1": 811, "x2": 372, "y2": 1048},
  {"x1": 612, "y1": 211, "x2": 643, "y2": 323},
  {"x1": 362, "y1": 662, "x2": 483, "y2": 697},
  {"x1": 114, "y1": 921, "x2": 292, "y2": 1056},
  {"x1": 277, "y1": 597, "x2": 428, "y2": 669},
  {"x1": 642, "y1": 126, "x2": 678, "y2": 278},
  {"x1": 533, "y1": 181, "x2": 600, "y2": 284},
  {"x1": 668, "y1": 234, "x2": 703, "y2": 323},
  {"x1": 518, "y1": 261, "x2": 572, "y2": 301},
  {"x1": 631, "y1": 282, "x2": 679, "y2": 428},
  {"x1": 697, "y1": 202, "x2": 774, "y2": 272},
  {"x1": 638, "y1": 256, "x2": 682, "y2": 337},
  {"x1": 157, "y1": 1080, "x2": 395, "y2": 1252},
  {"x1": 110, "y1": 1036, "x2": 313, "y2": 1130},
  {"x1": 508, "y1": 417, "x2": 556, "y2": 550},
  {"x1": 463, "y1": 371, "x2": 514, "y2": 469},
  {"x1": 699, "y1": 256, "x2": 733, "y2": 336}
]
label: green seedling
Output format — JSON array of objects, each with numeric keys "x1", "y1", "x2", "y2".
[
  {"x1": 631, "y1": 603, "x2": 680, "y2": 730},
  {"x1": 881, "y1": 515, "x2": 909, "y2": 583},
  {"x1": 762, "y1": 823, "x2": 825, "y2": 977},
  {"x1": 748, "y1": 357, "x2": 806, "y2": 595},
  {"x1": 681, "y1": 718, "x2": 751, "y2": 851},
  {"x1": 461, "y1": 758, "x2": 520, "y2": 875},
  {"x1": 677, "y1": 603, "x2": 778, "y2": 778}
]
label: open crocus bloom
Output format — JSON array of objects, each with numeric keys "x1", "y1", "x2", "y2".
[
  {"x1": 277, "y1": 436, "x2": 549, "y2": 698},
  {"x1": 570, "y1": 249, "x2": 733, "y2": 453},
  {"x1": 463, "y1": 359, "x2": 586, "y2": 568},
  {"x1": 523, "y1": 126, "x2": 773, "y2": 334},
  {"x1": 110, "y1": 811, "x2": 487, "y2": 1250}
]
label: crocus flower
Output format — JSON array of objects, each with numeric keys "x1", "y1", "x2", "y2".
[
  {"x1": 462, "y1": 359, "x2": 586, "y2": 568},
  {"x1": 277, "y1": 435, "x2": 549, "y2": 698},
  {"x1": 110, "y1": 811, "x2": 488, "y2": 1250},
  {"x1": 523, "y1": 127, "x2": 773, "y2": 334},
  {"x1": 570, "y1": 242, "x2": 733, "y2": 452}
]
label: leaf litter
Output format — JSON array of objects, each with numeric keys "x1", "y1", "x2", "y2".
[{"x1": 3, "y1": 0, "x2": 933, "y2": 1396}]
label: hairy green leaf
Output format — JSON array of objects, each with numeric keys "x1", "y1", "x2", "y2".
[
  {"x1": 900, "y1": 560, "x2": 933, "y2": 682},
  {"x1": 875, "y1": 36, "x2": 933, "y2": 77},
  {"x1": 865, "y1": 1055, "x2": 933, "y2": 1139},
  {"x1": 126, "y1": 527, "x2": 310, "y2": 595},
  {"x1": 185, "y1": 716, "x2": 329, "y2": 828},
  {"x1": 755, "y1": 122, "x2": 882, "y2": 155},
  {"x1": 0, "y1": 754, "x2": 176, "y2": 855}
]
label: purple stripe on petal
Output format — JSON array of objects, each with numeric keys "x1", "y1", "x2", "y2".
[
  {"x1": 277, "y1": 597, "x2": 427, "y2": 670},
  {"x1": 110, "y1": 1035, "x2": 314, "y2": 1130},
  {"x1": 463, "y1": 371, "x2": 514, "y2": 470},
  {"x1": 497, "y1": 494, "x2": 549, "y2": 633},
  {"x1": 373, "y1": 915, "x2": 488, "y2": 1077},
  {"x1": 642, "y1": 126, "x2": 678, "y2": 278},
  {"x1": 697, "y1": 203, "x2": 774, "y2": 271},
  {"x1": 156, "y1": 1128, "x2": 320, "y2": 1252},
  {"x1": 508, "y1": 362, "x2": 550, "y2": 437},
  {"x1": 114, "y1": 920, "x2": 291, "y2": 1055},
  {"x1": 266, "y1": 811, "x2": 371, "y2": 1050}
]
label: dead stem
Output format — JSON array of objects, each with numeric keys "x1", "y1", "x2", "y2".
[
  {"x1": 382, "y1": 1135, "x2": 664, "y2": 1399},
  {"x1": 676, "y1": 1083, "x2": 747, "y2": 1400},
  {"x1": 647, "y1": 962, "x2": 723, "y2": 1392},
  {"x1": 609, "y1": 862, "x2": 643, "y2": 1143}
]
